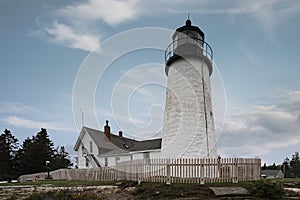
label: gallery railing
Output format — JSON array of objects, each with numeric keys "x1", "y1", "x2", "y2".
[{"x1": 165, "y1": 37, "x2": 213, "y2": 64}]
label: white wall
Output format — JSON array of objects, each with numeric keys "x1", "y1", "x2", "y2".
[
  {"x1": 77, "y1": 133, "x2": 89, "y2": 168},
  {"x1": 77, "y1": 132, "x2": 99, "y2": 169},
  {"x1": 150, "y1": 151, "x2": 161, "y2": 158},
  {"x1": 97, "y1": 150, "x2": 161, "y2": 167},
  {"x1": 162, "y1": 57, "x2": 217, "y2": 158}
]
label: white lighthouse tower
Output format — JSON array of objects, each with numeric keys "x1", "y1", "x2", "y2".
[{"x1": 162, "y1": 19, "x2": 217, "y2": 158}]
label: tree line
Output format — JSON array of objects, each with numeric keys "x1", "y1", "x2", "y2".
[
  {"x1": 262, "y1": 152, "x2": 300, "y2": 178},
  {"x1": 0, "y1": 128, "x2": 71, "y2": 181}
]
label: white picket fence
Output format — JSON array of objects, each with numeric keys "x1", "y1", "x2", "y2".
[
  {"x1": 19, "y1": 158, "x2": 261, "y2": 184},
  {"x1": 18, "y1": 168, "x2": 116, "y2": 182},
  {"x1": 116, "y1": 158, "x2": 261, "y2": 184}
]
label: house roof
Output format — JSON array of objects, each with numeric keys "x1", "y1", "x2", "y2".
[
  {"x1": 130, "y1": 138, "x2": 162, "y2": 151},
  {"x1": 74, "y1": 127, "x2": 128, "y2": 155},
  {"x1": 74, "y1": 126, "x2": 162, "y2": 156},
  {"x1": 261, "y1": 170, "x2": 283, "y2": 177}
]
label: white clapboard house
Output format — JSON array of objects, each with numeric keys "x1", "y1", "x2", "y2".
[{"x1": 74, "y1": 121, "x2": 161, "y2": 168}]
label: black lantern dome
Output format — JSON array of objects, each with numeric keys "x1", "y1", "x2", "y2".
[
  {"x1": 172, "y1": 19, "x2": 205, "y2": 42},
  {"x1": 165, "y1": 19, "x2": 213, "y2": 76}
]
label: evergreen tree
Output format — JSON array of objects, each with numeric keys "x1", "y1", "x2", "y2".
[
  {"x1": 0, "y1": 129, "x2": 18, "y2": 181},
  {"x1": 17, "y1": 128, "x2": 54, "y2": 175},
  {"x1": 261, "y1": 162, "x2": 280, "y2": 170},
  {"x1": 290, "y1": 152, "x2": 300, "y2": 178},
  {"x1": 50, "y1": 146, "x2": 72, "y2": 170},
  {"x1": 282, "y1": 152, "x2": 300, "y2": 178},
  {"x1": 17, "y1": 128, "x2": 71, "y2": 176}
]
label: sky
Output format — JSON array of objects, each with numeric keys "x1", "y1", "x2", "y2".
[{"x1": 1, "y1": 0, "x2": 300, "y2": 165}]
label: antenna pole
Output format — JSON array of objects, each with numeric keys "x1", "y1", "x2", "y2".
[{"x1": 80, "y1": 109, "x2": 84, "y2": 127}]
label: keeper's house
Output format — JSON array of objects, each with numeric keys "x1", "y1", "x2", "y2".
[{"x1": 74, "y1": 120, "x2": 161, "y2": 168}]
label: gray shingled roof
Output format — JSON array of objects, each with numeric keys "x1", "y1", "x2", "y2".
[
  {"x1": 261, "y1": 170, "x2": 283, "y2": 177},
  {"x1": 130, "y1": 138, "x2": 162, "y2": 151},
  {"x1": 74, "y1": 126, "x2": 161, "y2": 156},
  {"x1": 74, "y1": 127, "x2": 127, "y2": 155}
]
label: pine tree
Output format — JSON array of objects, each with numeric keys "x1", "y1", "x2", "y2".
[
  {"x1": 17, "y1": 128, "x2": 71, "y2": 176},
  {"x1": 17, "y1": 128, "x2": 54, "y2": 175},
  {"x1": 0, "y1": 129, "x2": 18, "y2": 181},
  {"x1": 50, "y1": 146, "x2": 72, "y2": 170},
  {"x1": 290, "y1": 152, "x2": 300, "y2": 178},
  {"x1": 282, "y1": 152, "x2": 300, "y2": 178}
]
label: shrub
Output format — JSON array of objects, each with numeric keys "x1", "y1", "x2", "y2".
[{"x1": 251, "y1": 179, "x2": 284, "y2": 199}]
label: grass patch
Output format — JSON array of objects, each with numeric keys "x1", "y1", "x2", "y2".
[{"x1": 3, "y1": 178, "x2": 300, "y2": 199}]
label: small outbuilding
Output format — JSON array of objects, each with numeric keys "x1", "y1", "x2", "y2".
[{"x1": 261, "y1": 170, "x2": 284, "y2": 179}]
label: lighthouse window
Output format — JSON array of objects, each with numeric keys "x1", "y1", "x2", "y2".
[
  {"x1": 174, "y1": 35, "x2": 179, "y2": 49},
  {"x1": 188, "y1": 31, "x2": 196, "y2": 39},
  {"x1": 178, "y1": 33, "x2": 186, "y2": 46}
]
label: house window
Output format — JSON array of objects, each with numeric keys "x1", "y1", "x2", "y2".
[
  {"x1": 81, "y1": 143, "x2": 86, "y2": 157},
  {"x1": 105, "y1": 157, "x2": 108, "y2": 167},
  {"x1": 85, "y1": 157, "x2": 89, "y2": 167},
  {"x1": 143, "y1": 152, "x2": 150, "y2": 159},
  {"x1": 115, "y1": 157, "x2": 120, "y2": 166},
  {"x1": 90, "y1": 141, "x2": 93, "y2": 153},
  {"x1": 143, "y1": 152, "x2": 150, "y2": 164}
]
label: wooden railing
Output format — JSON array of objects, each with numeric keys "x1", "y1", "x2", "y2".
[{"x1": 19, "y1": 158, "x2": 261, "y2": 184}]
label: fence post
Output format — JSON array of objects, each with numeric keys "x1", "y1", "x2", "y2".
[
  {"x1": 232, "y1": 158, "x2": 238, "y2": 183},
  {"x1": 138, "y1": 160, "x2": 142, "y2": 185},
  {"x1": 200, "y1": 158, "x2": 205, "y2": 185},
  {"x1": 166, "y1": 159, "x2": 171, "y2": 185},
  {"x1": 116, "y1": 162, "x2": 119, "y2": 181}
]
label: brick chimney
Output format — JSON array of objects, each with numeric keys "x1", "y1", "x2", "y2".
[
  {"x1": 118, "y1": 131, "x2": 123, "y2": 137},
  {"x1": 104, "y1": 120, "x2": 111, "y2": 140}
]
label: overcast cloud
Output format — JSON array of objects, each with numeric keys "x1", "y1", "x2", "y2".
[
  {"x1": 35, "y1": 0, "x2": 300, "y2": 52},
  {"x1": 219, "y1": 91, "x2": 300, "y2": 159}
]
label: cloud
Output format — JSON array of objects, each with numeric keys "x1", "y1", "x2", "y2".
[
  {"x1": 38, "y1": 0, "x2": 138, "y2": 52},
  {"x1": 60, "y1": 0, "x2": 138, "y2": 26},
  {"x1": 0, "y1": 102, "x2": 40, "y2": 115},
  {"x1": 44, "y1": 21, "x2": 101, "y2": 52},
  {"x1": 137, "y1": 0, "x2": 299, "y2": 36},
  {"x1": 36, "y1": 0, "x2": 299, "y2": 51},
  {"x1": 3, "y1": 116, "x2": 74, "y2": 132},
  {"x1": 219, "y1": 90, "x2": 300, "y2": 158}
]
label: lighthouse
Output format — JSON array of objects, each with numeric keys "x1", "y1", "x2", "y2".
[{"x1": 162, "y1": 19, "x2": 217, "y2": 158}]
